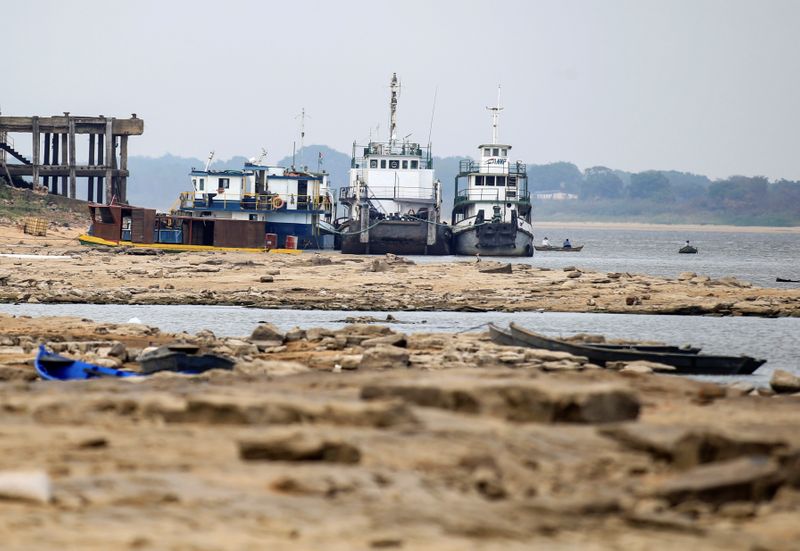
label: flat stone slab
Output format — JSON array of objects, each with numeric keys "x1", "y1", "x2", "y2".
[{"x1": 361, "y1": 377, "x2": 640, "y2": 424}]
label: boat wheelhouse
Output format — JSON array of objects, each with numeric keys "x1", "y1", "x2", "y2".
[
  {"x1": 336, "y1": 73, "x2": 451, "y2": 255},
  {"x1": 451, "y1": 89, "x2": 533, "y2": 256}
]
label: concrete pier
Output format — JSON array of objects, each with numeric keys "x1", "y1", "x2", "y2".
[{"x1": 0, "y1": 114, "x2": 143, "y2": 204}]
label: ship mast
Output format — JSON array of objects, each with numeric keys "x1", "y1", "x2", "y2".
[
  {"x1": 295, "y1": 107, "x2": 308, "y2": 168},
  {"x1": 486, "y1": 85, "x2": 503, "y2": 145},
  {"x1": 389, "y1": 73, "x2": 399, "y2": 143}
]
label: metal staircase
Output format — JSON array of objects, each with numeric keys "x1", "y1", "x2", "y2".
[{"x1": 0, "y1": 141, "x2": 31, "y2": 165}]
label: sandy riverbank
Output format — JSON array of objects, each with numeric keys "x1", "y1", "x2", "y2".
[
  {"x1": 535, "y1": 221, "x2": 800, "y2": 234},
  {"x1": 0, "y1": 223, "x2": 798, "y2": 317},
  {"x1": 0, "y1": 250, "x2": 798, "y2": 318},
  {"x1": 0, "y1": 314, "x2": 799, "y2": 549}
]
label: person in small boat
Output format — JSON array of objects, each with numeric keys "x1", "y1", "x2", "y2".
[
  {"x1": 563, "y1": 238, "x2": 572, "y2": 248},
  {"x1": 542, "y1": 237, "x2": 550, "y2": 247}
]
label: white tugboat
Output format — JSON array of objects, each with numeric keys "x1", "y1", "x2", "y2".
[
  {"x1": 336, "y1": 73, "x2": 451, "y2": 255},
  {"x1": 451, "y1": 88, "x2": 533, "y2": 256}
]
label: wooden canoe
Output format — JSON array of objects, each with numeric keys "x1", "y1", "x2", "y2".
[
  {"x1": 534, "y1": 245, "x2": 584, "y2": 252},
  {"x1": 499, "y1": 323, "x2": 765, "y2": 375},
  {"x1": 488, "y1": 324, "x2": 701, "y2": 354}
]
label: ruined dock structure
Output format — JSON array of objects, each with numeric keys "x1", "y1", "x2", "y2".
[{"x1": 0, "y1": 114, "x2": 143, "y2": 204}]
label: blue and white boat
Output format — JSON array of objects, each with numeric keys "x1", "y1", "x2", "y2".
[{"x1": 177, "y1": 158, "x2": 336, "y2": 250}]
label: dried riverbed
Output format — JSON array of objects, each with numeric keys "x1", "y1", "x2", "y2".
[
  {"x1": 1, "y1": 243, "x2": 799, "y2": 317},
  {"x1": 0, "y1": 313, "x2": 800, "y2": 549}
]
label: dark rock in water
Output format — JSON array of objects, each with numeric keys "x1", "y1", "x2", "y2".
[
  {"x1": 648, "y1": 456, "x2": 784, "y2": 505},
  {"x1": 479, "y1": 263, "x2": 512, "y2": 274},
  {"x1": 770, "y1": 369, "x2": 800, "y2": 394},
  {"x1": 250, "y1": 323, "x2": 285, "y2": 343}
]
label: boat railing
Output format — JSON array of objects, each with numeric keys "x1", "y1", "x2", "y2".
[
  {"x1": 454, "y1": 187, "x2": 530, "y2": 204},
  {"x1": 181, "y1": 191, "x2": 334, "y2": 212},
  {"x1": 458, "y1": 159, "x2": 527, "y2": 175},
  {"x1": 339, "y1": 184, "x2": 436, "y2": 203}
]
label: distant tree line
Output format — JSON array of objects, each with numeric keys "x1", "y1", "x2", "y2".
[{"x1": 526, "y1": 162, "x2": 800, "y2": 225}]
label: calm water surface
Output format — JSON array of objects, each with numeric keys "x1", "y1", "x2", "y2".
[
  {"x1": 410, "y1": 226, "x2": 800, "y2": 289},
  {"x1": 1, "y1": 303, "x2": 796, "y2": 386}
]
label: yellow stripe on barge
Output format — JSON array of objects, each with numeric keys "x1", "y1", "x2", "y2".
[{"x1": 77, "y1": 234, "x2": 302, "y2": 254}]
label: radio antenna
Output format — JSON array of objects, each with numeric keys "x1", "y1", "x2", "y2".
[
  {"x1": 427, "y1": 85, "x2": 438, "y2": 145},
  {"x1": 486, "y1": 85, "x2": 503, "y2": 144}
]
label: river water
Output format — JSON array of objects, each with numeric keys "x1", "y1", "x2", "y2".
[
  {"x1": 410, "y1": 225, "x2": 800, "y2": 289},
  {"x1": 1, "y1": 303, "x2": 797, "y2": 386}
]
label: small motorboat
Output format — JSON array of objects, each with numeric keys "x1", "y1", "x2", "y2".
[
  {"x1": 534, "y1": 245, "x2": 584, "y2": 252},
  {"x1": 35, "y1": 345, "x2": 140, "y2": 381},
  {"x1": 679, "y1": 245, "x2": 698, "y2": 254},
  {"x1": 489, "y1": 324, "x2": 765, "y2": 376}
]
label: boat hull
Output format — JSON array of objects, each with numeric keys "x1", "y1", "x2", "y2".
[
  {"x1": 453, "y1": 224, "x2": 533, "y2": 257},
  {"x1": 339, "y1": 219, "x2": 452, "y2": 255},
  {"x1": 504, "y1": 323, "x2": 764, "y2": 376}
]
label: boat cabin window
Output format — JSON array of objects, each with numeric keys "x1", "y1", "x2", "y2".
[
  {"x1": 484, "y1": 148, "x2": 491, "y2": 156},
  {"x1": 474, "y1": 175, "x2": 484, "y2": 186},
  {"x1": 389, "y1": 160, "x2": 399, "y2": 169},
  {"x1": 380, "y1": 159, "x2": 387, "y2": 169},
  {"x1": 218, "y1": 178, "x2": 230, "y2": 189},
  {"x1": 411, "y1": 160, "x2": 418, "y2": 169},
  {"x1": 501, "y1": 148, "x2": 507, "y2": 156},
  {"x1": 492, "y1": 148, "x2": 499, "y2": 156},
  {"x1": 496, "y1": 176, "x2": 506, "y2": 186},
  {"x1": 485, "y1": 176, "x2": 495, "y2": 186},
  {"x1": 370, "y1": 159, "x2": 378, "y2": 168},
  {"x1": 192, "y1": 178, "x2": 197, "y2": 189},
  {"x1": 402, "y1": 160, "x2": 408, "y2": 169},
  {"x1": 199, "y1": 178, "x2": 204, "y2": 191}
]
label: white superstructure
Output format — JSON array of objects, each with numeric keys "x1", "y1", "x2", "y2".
[{"x1": 340, "y1": 73, "x2": 441, "y2": 222}]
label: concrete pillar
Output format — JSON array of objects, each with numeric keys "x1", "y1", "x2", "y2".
[
  {"x1": 52, "y1": 134, "x2": 60, "y2": 194},
  {"x1": 68, "y1": 116, "x2": 76, "y2": 198},
  {"x1": 31, "y1": 116, "x2": 40, "y2": 188},
  {"x1": 119, "y1": 135, "x2": 128, "y2": 203},
  {"x1": 87, "y1": 134, "x2": 95, "y2": 202},
  {"x1": 43, "y1": 132, "x2": 51, "y2": 191},
  {"x1": 104, "y1": 119, "x2": 113, "y2": 203},
  {"x1": 60, "y1": 133, "x2": 68, "y2": 196},
  {"x1": 96, "y1": 133, "x2": 104, "y2": 203}
]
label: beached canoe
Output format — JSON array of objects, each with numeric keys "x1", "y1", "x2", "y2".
[
  {"x1": 495, "y1": 323, "x2": 765, "y2": 375},
  {"x1": 35, "y1": 345, "x2": 140, "y2": 381},
  {"x1": 534, "y1": 245, "x2": 584, "y2": 252},
  {"x1": 137, "y1": 345, "x2": 235, "y2": 375},
  {"x1": 488, "y1": 324, "x2": 701, "y2": 354}
]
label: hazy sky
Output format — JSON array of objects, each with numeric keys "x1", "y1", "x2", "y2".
[{"x1": 3, "y1": 0, "x2": 799, "y2": 179}]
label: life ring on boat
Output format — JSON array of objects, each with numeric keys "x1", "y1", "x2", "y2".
[{"x1": 272, "y1": 196, "x2": 284, "y2": 209}]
